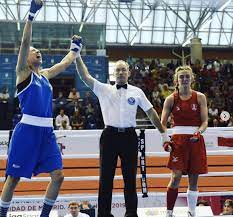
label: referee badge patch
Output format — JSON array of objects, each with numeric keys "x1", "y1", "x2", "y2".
[{"x1": 128, "y1": 97, "x2": 135, "y2": 105}]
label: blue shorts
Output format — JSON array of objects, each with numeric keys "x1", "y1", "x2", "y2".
[{"x1": 6, "y1": 122, "x2": 63, "y2": 178}]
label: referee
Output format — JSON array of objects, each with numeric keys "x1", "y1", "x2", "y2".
[{"x1": 75, "y1": 42, "x2": 169, "y2": 217}]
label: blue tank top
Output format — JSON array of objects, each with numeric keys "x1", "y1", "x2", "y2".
[{"x1": 17, "y1": 72, "x2": 53, "y2": 118}]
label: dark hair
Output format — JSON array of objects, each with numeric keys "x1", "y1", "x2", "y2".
[{"x1": 197, "y1": 199, "x2": 209, "y2": 206}]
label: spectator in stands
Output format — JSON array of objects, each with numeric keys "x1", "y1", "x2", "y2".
[
  {"x1": 213, "y1": 57, "x2": 221, "y2": 73},
  {"x1": 208, "y1": 102, "x2": 219, "y2": 118},
  {"x1": 167, "y1": 60, "x2": 175, "y2": 70},
  {"x1": 70, "y1": 100, "x2": 85, "y2": 116},
  {"x1": 151, "y1": 85, "x2": 162, "y2": 105},
  {"x1": 83, "y1": 91, "x2": 94, "y2": 106},
  {"x1": 85, "y1": 113, "x2": 97, "y2": 129},
  {"x1": 0, "y1": 86, "x2": 10, "y2": 103},
  {"x1": 149, "y1": 59, "x2": 157, "y2": 71},
  {"x1": 226, "y1": 88, "x2": 233, "y2": 114},
  {"x1": 53, "y1": 91, "x2": 68, "y2": 115},
  {"x1": 155, "y1": 58, "x2": 161, "y2": 67},
  {"x1": 160, "y1": 83, "x2": 173, "y2": 103},
  {"x1": 80, "y1": 201, "x2": 95, "y2": 210},
  {"x1": 64, "y1": 201, "x2": 89, "y2": 217},
  {"x1": 80, "y1": 201, "x2": 95, "y2": 217},
  {"x1": 136, "y1": 57, "x2": 146, "y2": 71},
  {"x1": 220, "y1": 199, "x2": 233, "y2": 215},
  {"x1": 214, "y1": 92, "x2": 225, "y2": 110},
  {"x1": 75, "y1": 46, "x2": 169, "y2": 217},
  {"x1": 68, "y1": 87, "x2": 80, "y2": 102},
  {"x1": 152, "y1": 100, "x2": 163, "y2": 117},
  {"x1": 0, "y1": 86, "x2": 10, "y2": 129},
  {"x1": 85, "y1": 103, "x2": 95, "y2": 116},
  {"x1": 143, "y1": 72, "x2": 155, "y2": 93},
  {"x1": 59, "y1": 120, "x2": 72, "y2": 130},
  {"x1": 0, "y1": 1, "x2": 82, "y2": 216},
  {"x1": 55, "y1": 108, "x2": 70, "y2": 129},
  {"x1": 161, "y1": 65, "x2": 208, "y2": 217},
  {"x1": 208, "y1": 102, "x2": 219, "y2": 127},
  {"x1": 224, "y1": 61, "x2": 233, "y2": 74},
  {"x1": 196, "y1": 200, "x2": 209, "y2": 206},
  {"x1": 71, "y1": 110, "x2": 85, "y2": 130},
  {"x1": 126, "y1": 56, "x2": 134, "y2": 67}
]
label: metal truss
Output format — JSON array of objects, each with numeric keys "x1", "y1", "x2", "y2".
[{"x1": 0, "y1": 0, "x2": 232, "y2": 47}]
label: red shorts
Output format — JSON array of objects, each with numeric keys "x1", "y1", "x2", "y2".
[{"x1": 167, "y1": 134, "x2": 208, "y2": 174}]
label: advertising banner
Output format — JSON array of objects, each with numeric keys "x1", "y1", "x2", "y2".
[
  {"x1": 8, "y1": 211, "x2": 58, "y2": 217},
  {"x1": 1, "y1": 128, "x2": 233, "y2": 156},
  {"x1": 7, "y1": 193, "x2": 233, "y2": 216}
]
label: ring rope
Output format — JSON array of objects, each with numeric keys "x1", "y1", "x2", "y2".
[
  {"x1": 0, "y1": 171, "x2": 232, "y2": 183},
  {"x1": 1, "y1": 149, "x2": 233, "y2": 160}
]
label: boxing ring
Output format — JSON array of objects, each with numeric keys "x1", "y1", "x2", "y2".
[{"x1": 0, "y1": 127, "x2": 233, "y2": 216}]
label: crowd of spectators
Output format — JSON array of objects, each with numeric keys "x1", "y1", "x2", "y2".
[
  {"x1": 2, "y1": 56, "x2": 233, "y2": 130},
  {"x1": 8, "y1": 87, "x2": 104, "y2": 130},
  {"x1": 196, "y1": 198, "x2": 233, "y2": 215},
  {"x1": 52, "y1": 88, "x2": 104, "y2": 130},
  {"x1": 126, "y1": 57, "x2": 233, "y2": 128}
]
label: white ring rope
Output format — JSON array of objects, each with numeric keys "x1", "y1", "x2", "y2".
[
  {"x1": 10, "y1": 191, "x2": 233, "y2": 202},
  {"x1": 1, "y1": 149, "x2": 233, "y2": 160},
  {"x1": 0, "y1": 171, "x2": 232, "y2": 183}
]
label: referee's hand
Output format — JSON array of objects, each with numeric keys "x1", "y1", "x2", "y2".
[
  {"x1": 161, "y1": 132, "x2": 172, "y2": 152},
  {"x1": 163, "y1": 141, "x2": 173, "y2": 152}
]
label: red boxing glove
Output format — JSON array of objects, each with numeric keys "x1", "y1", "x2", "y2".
[
  {"x1": 190, "y1": 131, "x2": 201, "y2": 142},
  {"x1": 163, "y1": 141, "x2": 173, "y2": 152}
]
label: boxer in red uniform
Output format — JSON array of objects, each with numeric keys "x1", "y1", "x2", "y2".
[{"x1": 161, "y1": 66, "x2": 208, "y2": 217}]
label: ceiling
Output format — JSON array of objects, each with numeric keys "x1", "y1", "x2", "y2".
[{"x1": 0, "y1": 0, "x2": 232, "y2": 47}]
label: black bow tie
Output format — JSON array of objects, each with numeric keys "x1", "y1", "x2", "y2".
[{"x1": 116, "y1": 84, "x2": 127, "y2": 89}]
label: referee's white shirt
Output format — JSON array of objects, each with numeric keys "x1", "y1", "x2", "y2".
[{"x1": 93, "y1": 79, "x2": 153, "y2": 128}]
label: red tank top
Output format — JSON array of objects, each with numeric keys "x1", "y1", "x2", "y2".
[{"x1": 171, "y1": 91, "x2": 202, "y2": 127}]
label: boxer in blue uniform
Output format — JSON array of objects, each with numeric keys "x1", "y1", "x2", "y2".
[
  {"x1": 7, "y1": 72, "x2": 61, "y2": 179},
  {"x1": 0, "y1": 1, "x2": 82, "y2": 217}
]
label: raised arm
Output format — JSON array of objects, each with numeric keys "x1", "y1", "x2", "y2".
[
  {"x1": 75, "y1": 56, "x2": 95, "y2": 90},
  {"x1": 16, "y1": 21, "x2": 31, "y2": 74},
  {"x1": 16, "y1": 0, "x2": 43, "y2": 83},
  {"x1": 41, "y1": 36, "x2": 82, "y2": 79}
]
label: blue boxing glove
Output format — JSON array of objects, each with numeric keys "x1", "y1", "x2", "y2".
[
  {"x1": 28, "y1": 0, "x2": 43, "y2": 21},
  {"x1": 70, "y1": 36, "x2": 83, "y2": 58}
]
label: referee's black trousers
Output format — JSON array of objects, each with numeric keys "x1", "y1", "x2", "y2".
[{"x1": 97, "y1": 127, "x2": 138, "y2": 217}]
